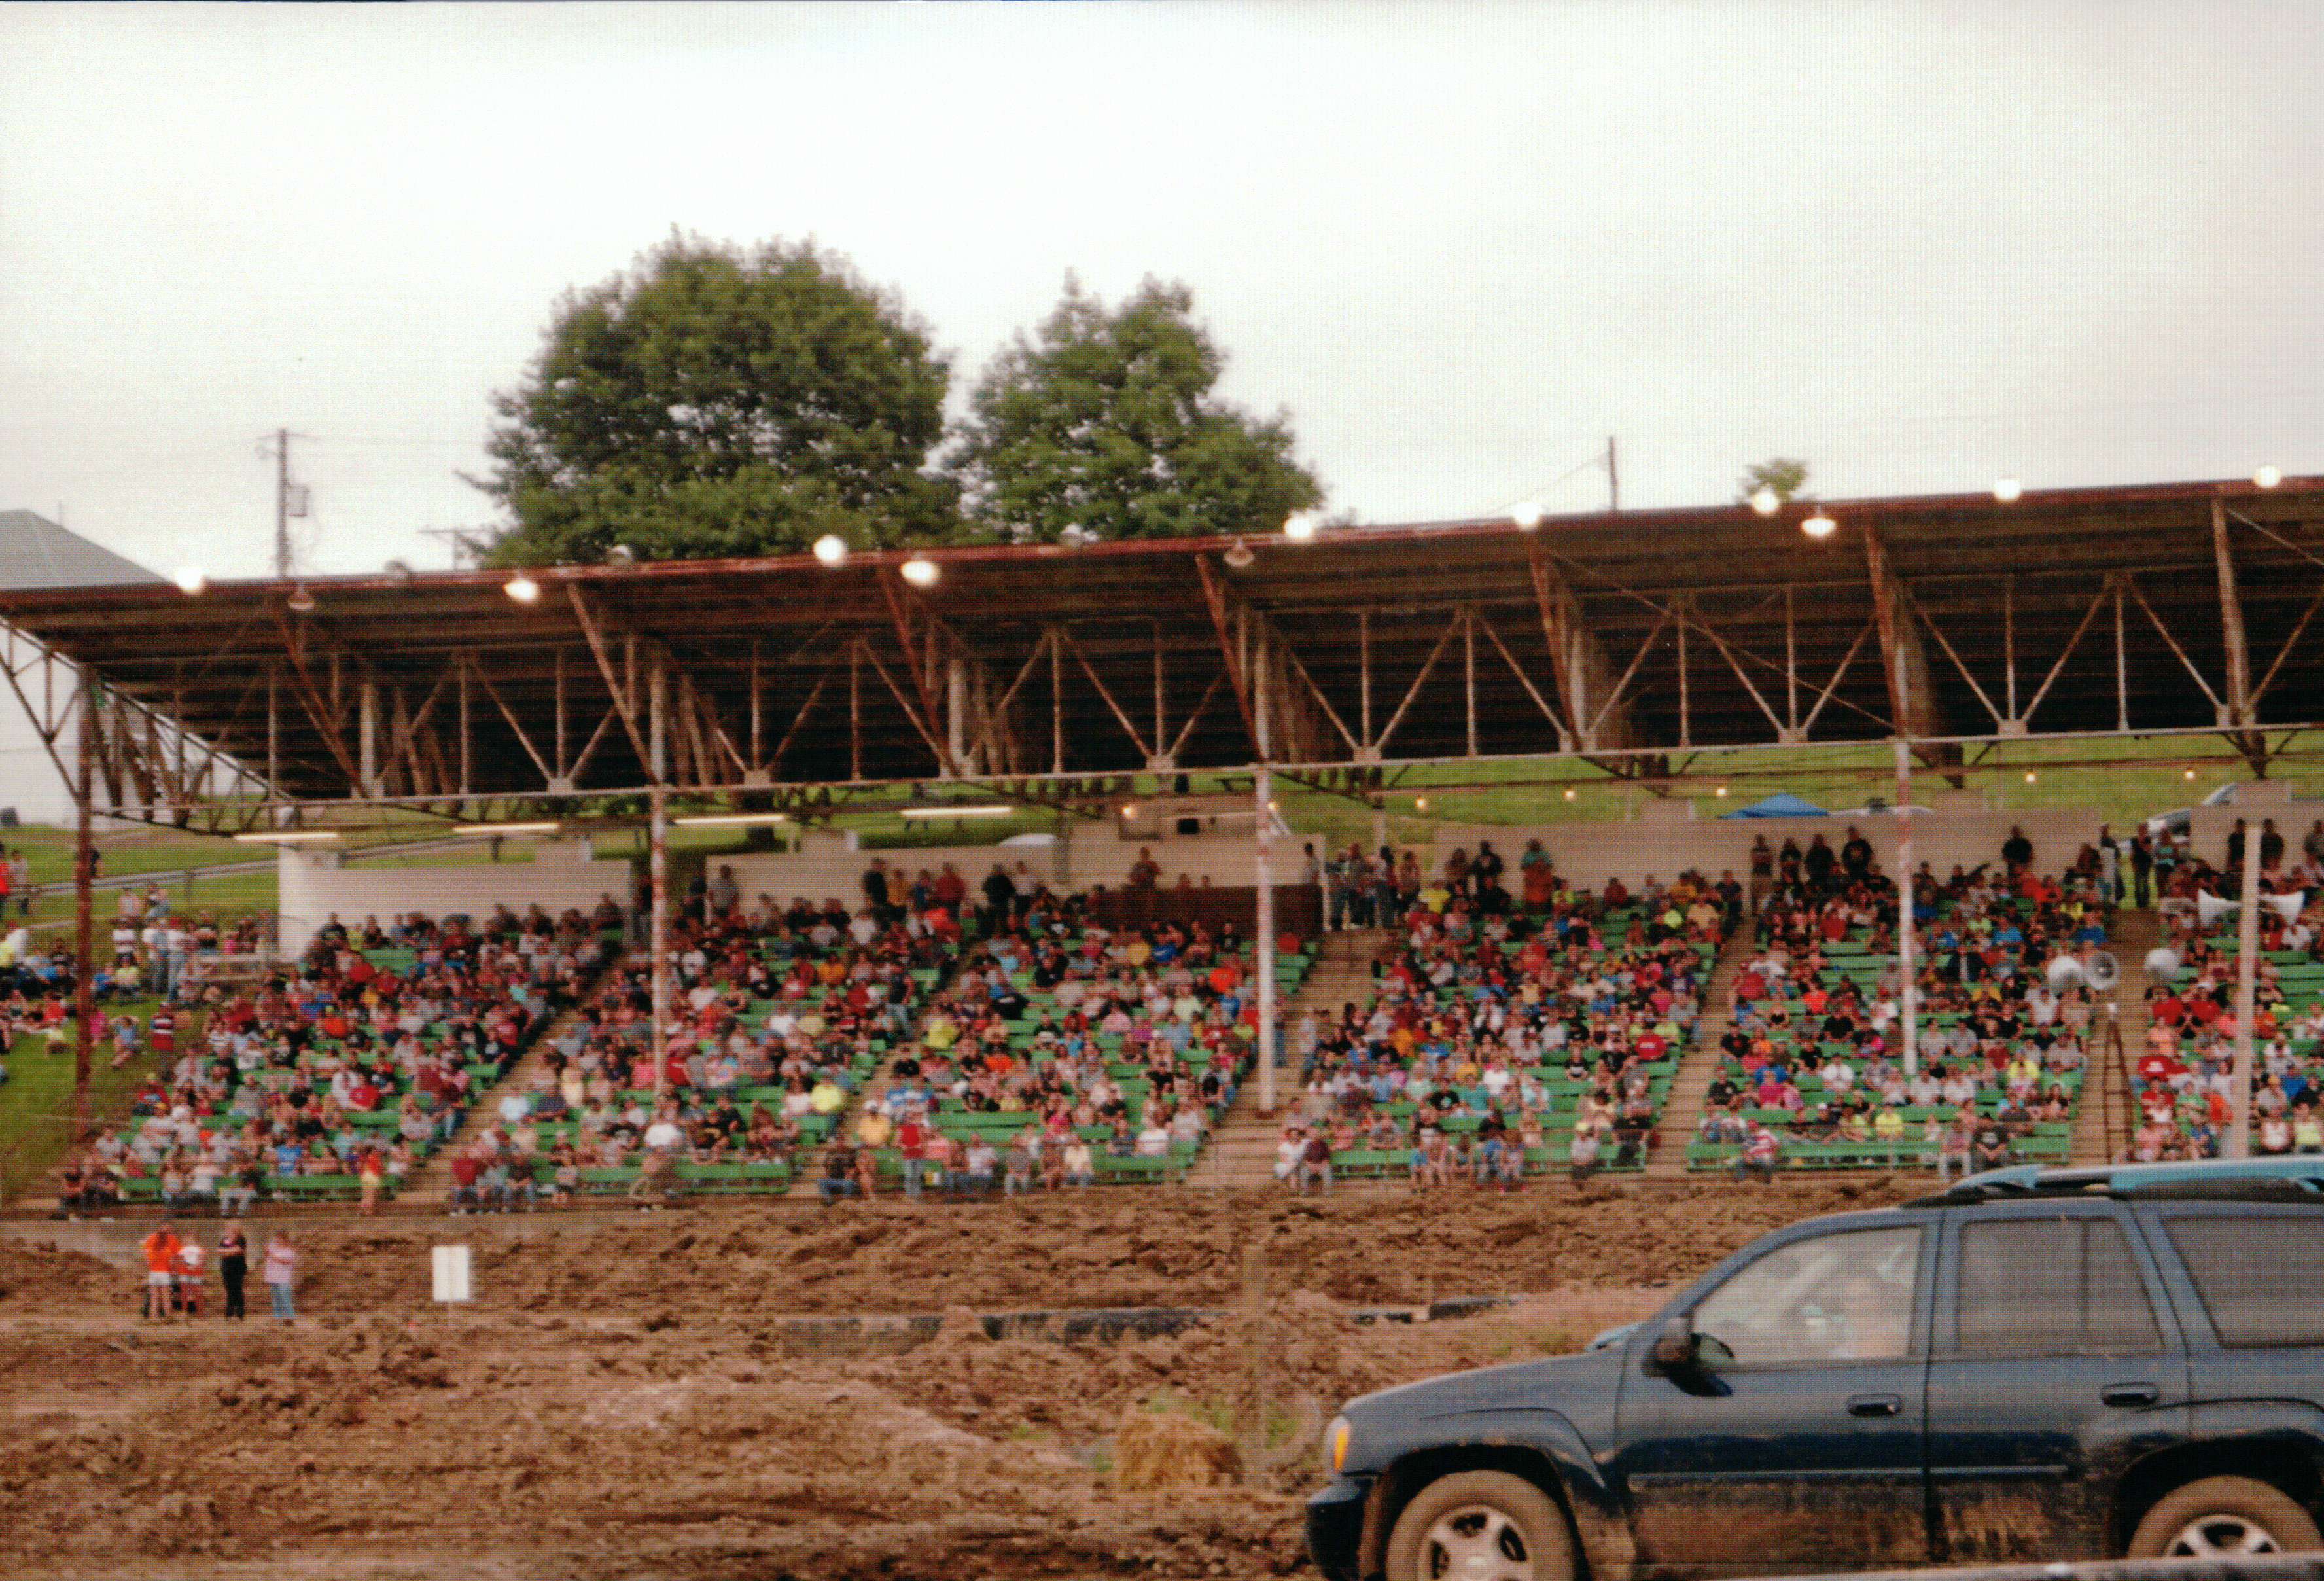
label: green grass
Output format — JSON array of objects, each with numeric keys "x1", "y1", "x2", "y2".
[
  {"x1": 0, "y1": 1001, "x2": 162, "y2": 1205},
  {"x1": 1, "y1": 823, "x2": 258, "y2": 887},
  {"x1": 1265, "y1": 733, "x2": 2323, "y2": 849}
]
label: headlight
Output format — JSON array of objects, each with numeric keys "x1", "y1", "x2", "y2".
[{"x1": 1328, "y1": 1414, "x2": 1352, "y2": 1474}]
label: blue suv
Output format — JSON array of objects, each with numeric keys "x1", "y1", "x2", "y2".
[{"x1": 1308, "y1": 1158, "x2": 2324, "y2": 1580}]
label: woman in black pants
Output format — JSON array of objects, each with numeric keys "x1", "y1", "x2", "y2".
[{"x1": 217, "y1": 1218, "x2": 248, "y2": 1321}]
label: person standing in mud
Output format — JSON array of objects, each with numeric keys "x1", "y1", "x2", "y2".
[
  {"x1": 262, "y1": 1230, "x2": 297, "y2": 1323},
  {"x1": 218, "y1": 1218, "x2": 248, "y2": 1321}
]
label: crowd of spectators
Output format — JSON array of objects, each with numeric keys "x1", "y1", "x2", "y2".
[
  {"x1": 1285, "y1": 844, "x2": 1723, "y2": 1189},
  {"x1": 820, "y1": 883, "x2": 1274, "y2": 1201},
  {"x1": 436, "y1": 886, "x2": 955, "y2": 1209},
  {"x1": 1699, "y1": 826, "x2": 2104, "y2": 1177},
  {"x1": 2125, "y1": 817, "x2": 2324, "y2": 1161},
  {"x1": 53, "y1": 904, "x2": 607, "y2": 1217}
]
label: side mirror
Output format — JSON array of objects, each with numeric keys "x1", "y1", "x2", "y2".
[{"x1": 1649, "y1": 1313, "x2": 1700, "y2": 1375}]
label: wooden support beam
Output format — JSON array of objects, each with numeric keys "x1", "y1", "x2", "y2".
[
  {"x1": 1525, "y1": 541, "x2": 1640, "y2": 752},
  {"x1": 1863, "y1": 527, "x2": 1950, "y2": 740},
  {"x1": 1193, "y1": 554, "x2": 1259, "y2": 753}
]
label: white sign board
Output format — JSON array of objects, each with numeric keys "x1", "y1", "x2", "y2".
[{"x1": 431, "y1": 1244, "x2": 472, "y2": 1303}]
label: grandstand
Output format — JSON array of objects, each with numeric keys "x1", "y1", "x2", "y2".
[{"x1": 10, "y1": 473, "x2": 2324, "y2": 1209}]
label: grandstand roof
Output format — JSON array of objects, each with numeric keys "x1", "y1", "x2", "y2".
[
  {"x1": 2, "y1": 473, "x2": 2321, "y2": 828},
  {"x1": 0, "y1": 510, "x2": 163, "y2": 591}
]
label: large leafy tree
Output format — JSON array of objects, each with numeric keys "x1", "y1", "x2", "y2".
[
  {"x1": 480, "y1": 236, "x2": 956, "y2": 565},
  {"x1": 954, "y1": 277, "x2": 1322, "y2": 542}
]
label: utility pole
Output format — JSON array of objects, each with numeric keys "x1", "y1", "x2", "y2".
[
  {"x1": 260, "y1": 429, "x2": 311, "y2": 578},
  {"x1": 275, "y1": 427, "x2": 291, "y2": 577},
  {"x1": 1606, "y1": 435, "x2": 1621, "y2": 513}
]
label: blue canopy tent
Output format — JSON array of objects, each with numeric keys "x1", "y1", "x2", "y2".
[{"x1": 1721, "y1": 792, "x2": 1829, "y2": 820}]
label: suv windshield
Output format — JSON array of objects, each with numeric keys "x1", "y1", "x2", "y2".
[{"x1": 1691, "y1": 1225, "x2": 1922, "y2": 1366}]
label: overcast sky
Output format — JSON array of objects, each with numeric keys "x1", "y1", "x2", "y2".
[{"x1": 3, "y1": 1, "x2": 2319, "y2": 582}]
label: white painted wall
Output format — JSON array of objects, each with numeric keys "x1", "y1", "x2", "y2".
[
  {"x1": 709, "y1": 828, "x2": 1273, "y2": 909},
  {"x1": 277, "y1": 840, "x2": 633, "y2": 956},
  {"x1": 268, "y1": 785, "x2": 2324, "y2": 959}
]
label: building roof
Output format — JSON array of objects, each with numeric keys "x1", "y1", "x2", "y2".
[
  {"x1": 0, "y1": 510, "x2": 164, "y2": 592},
  {"x1": 0, "y1": 474, "x2": 2319, "y2": 819}
]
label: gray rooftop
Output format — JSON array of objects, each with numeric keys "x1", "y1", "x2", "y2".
[{"x1": 0, "y1": 510, "x2": 163, "y2": 592}]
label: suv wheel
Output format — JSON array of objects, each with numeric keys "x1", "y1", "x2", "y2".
[
  {"x1": 1384, "y1": 1469, "x2": 1576, "y2": 1581},
  {"x1": 2128, "y1": 1476, "x2": 2323, "y2": 1557}
]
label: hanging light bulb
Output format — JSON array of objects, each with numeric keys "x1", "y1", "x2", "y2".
[
  {"x1": 1222, "y1": 539, "x2": 1256, "y2": 570},
  {"x1": 1509, "y1": 501, "x2": 1545, "y2": 530},
  {"x1": 900, "y1": 556, "x2": 940, "y2": 588},
  {"x1": 1801, "y1": 510, "x2": 1837, "y2": 540},
  {"x1": 2255, "y1": 466, "x2": 2283, "y2": 489},
  {"x1": 1749, "y1": 487, "x2": 1782, "y2": 517},
  {"x1": 1282, "y1": 511, "x2": 1318, "y2": 542},
  {"x1": 1992, "y1": 478, "x2": 2024, "y2": 502},
  {"x1": 504, "y1": 573, "x2": 541, "y2": 605},
  {"x1": 813, "y1": 535, "x2": 849, "y2": 567},
  {"x1": 286, "y1": 584, "x2": 317, "y2": 614},
  {"x1": 171, "y1": 566, "x2": 207, "y2": 595}
]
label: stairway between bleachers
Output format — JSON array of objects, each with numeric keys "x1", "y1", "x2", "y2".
[
  {"x1": 1201, "y1": 928, "x2": 1385, "y2": 1188},
  {"x1": 1642, "y1": 925, "x2": 1757, "y2": 1181}
]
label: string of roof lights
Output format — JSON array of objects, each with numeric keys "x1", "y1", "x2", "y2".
[{"x1": 161, "y1": 467, "x2": 2293, "y2": 602}]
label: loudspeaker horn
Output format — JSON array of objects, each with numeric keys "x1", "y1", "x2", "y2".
[
  {"x1": 2266, "y1": 890, "x2": 2308, "y2": 925},
  {"x1": 2144, "y1": 946, "x2": 2183, "y2": 984},
  {"x1": 2083, "y1": 951, "x2": 2121, "y2": 993},
  {"x1": 2198, "y1": 891, "x2": 2238, "y2": 929}
]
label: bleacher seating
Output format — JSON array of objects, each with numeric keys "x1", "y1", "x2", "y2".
[{"x1": 1298, "y1": 872, "x2": 1723, "y2": 1183}]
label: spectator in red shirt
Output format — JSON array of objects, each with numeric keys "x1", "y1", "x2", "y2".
[{"x1": 894, "y1": 1110, "x2": 930, "y2": 1199}]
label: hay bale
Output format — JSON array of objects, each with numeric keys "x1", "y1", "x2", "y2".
[{"x1": 1113, "y1": 1406, "x2": 1242, "y2": 1491}]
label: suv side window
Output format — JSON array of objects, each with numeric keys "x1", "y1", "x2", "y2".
[
  {"x1": 1954, "y1": 1217, "x2": 2161, "y2": 1357},
  {"x1": 1692, "y1": 1225, "x2": 1922, "y2": 1367},
  {"x1": 2167, "y1": 1215, "x2": 2324, "y2": 1347}
]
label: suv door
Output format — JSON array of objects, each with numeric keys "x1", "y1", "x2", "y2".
[
  {"x1": 1612, "y1": 1221, "x2": 1935, "y2": 1576},
  {"x1": 2141, "y1": 1202, "x2": 2324, "y2": 1512},
  {"x1": 1923, "y1": 1203, "x2": 2189, "y2": 1561}
]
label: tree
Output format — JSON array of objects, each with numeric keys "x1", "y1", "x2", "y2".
[
  {"x1": 953, "y1": 276, "x2": 1322, "y2": 543},
  {"x1": 478, "y1": 235, "x2": 955, "y2": 565},
  {"x1": 1736, "y1": 457, "x2": 1810, "y2": 506}
]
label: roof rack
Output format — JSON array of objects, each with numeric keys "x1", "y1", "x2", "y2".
[{"x1": 1905, "y1": 1156, "x2": 2324, "y2": 1209}]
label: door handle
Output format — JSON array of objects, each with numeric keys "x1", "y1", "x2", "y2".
[
  {"x1": 1847, "y1": 1393, "x2": 1903, "y2": 1417},
  {"x1": 2102, "y1": 1383, "x2": 2160, "y2": 1408}
]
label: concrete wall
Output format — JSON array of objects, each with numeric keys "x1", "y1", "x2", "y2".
[
  {"x1": 711, "y1": 828, "x2": 1286, "y2": 909},
  {"x1": 269, "y1": 783, "x2": 2323, "y2": 958},
  {"x1": 277, "y1": 840, "x2": 633, "y2": 956}
]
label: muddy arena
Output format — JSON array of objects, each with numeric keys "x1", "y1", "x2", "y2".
[{"x1": 0, "y1": 1182, "x2": 1918, "y2": 1579}]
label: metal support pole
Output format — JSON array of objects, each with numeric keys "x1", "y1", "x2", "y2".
[
  {"x1": 1255, "y1": 639, "x2": 1276, "y2": 1116},
  {"x1": 1894, "y1": 647, "x2": 1919, "y2": 1080},
  {"x1": 1256, "y1": 764, "x2": 1276, "y2": 1116},
  {"x1": 648, "y1": 659, "x2": 670, "y2": 1105},
  {"x1": 73, "y1": 672, "x2": 94, "y2": 1141},
  {"x1": 2228, "y1": 815, "x2": 2262, "y2": 1157}
]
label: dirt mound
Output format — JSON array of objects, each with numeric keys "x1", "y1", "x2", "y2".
[
  {"x1": 0, "y1": 1237, "x2": 120, "y2": 1309},
  {"x1": 1116, "y1": 1407, "x2": 1243, "y2": 1491},
  {"x1": 145, "y1": 1176, "x2": 1914, "y2": 1322}
]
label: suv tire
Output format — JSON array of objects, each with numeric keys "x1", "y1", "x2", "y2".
[
  {"x1": 2127, "y1": 1475, "x2": 2323, "y2": 1557},
  {"x1": 1384, "y1": 1468, "x2": 1576, "y2": 1581}
]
